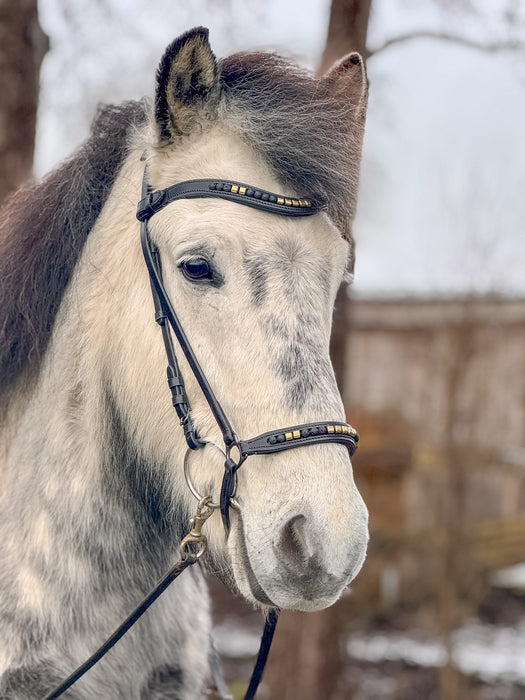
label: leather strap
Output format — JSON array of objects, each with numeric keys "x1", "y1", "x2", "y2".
[
  {"x1": 141, "y1": 217, "x2": 237, "y2": 448},
  {"x1": 137, "y1": 178, "x2": 319, "y2": 222},
  {"x1": 240, "y1": 421, "x2": 358, "y2": 458},
  {"x1": 219, "y1": 421, "x2": 358, "y2": 531},
  {"x1": 43, "y1": 557, "x2": 197, "y2": 700},
  {"x1": 244, "y1": 609, "x2": 280, "y2": 700}
]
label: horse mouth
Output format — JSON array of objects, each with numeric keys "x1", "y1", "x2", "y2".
[
  {"x1": 234, "y1": 520, "x2": 275, "y2": 607},
  {"x1": 227, "y1": 513, "x2": 347, "y2": 609},
  {"x1": 215, "y1": 514, "x2": 277, "y2": 608}
]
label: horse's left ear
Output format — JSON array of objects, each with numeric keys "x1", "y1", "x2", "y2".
[
  {"x1": 322, "y1": 52, "x2": 368, "y2": 131},
  {"x1": 155, "y1": 27, "x2": 220, "y2": 144}
]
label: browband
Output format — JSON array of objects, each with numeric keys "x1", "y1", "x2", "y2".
[{"x1": 137, "y1": 178, "x2": 320, "y2": 221}]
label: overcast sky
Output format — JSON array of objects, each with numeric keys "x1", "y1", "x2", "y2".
[{"x1": 35, "y1": 0, "x2": 525, "y2": 297}]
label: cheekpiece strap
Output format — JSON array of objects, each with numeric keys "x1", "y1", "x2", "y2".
[
  {"x1": 137, "y1": 179, "x2": 320, "y2": 221},
  {"x1": 240, "y1": 421, "x2": 359, "y2": 458}
]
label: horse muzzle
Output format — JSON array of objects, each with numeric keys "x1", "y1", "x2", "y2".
[{"x1": 229, "y1": 475, "x2": 369, "y2": 612}]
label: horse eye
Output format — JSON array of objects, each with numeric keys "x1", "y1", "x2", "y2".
[{"x1": 180, "y1": 256, "x2": 213, "y2": 282}]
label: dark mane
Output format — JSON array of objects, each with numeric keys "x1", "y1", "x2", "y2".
[
  {"x1": 219, "y1": 52, "x2": 363, "y2": 241},
  {"x1": 0, "y1": 100, "x2": 148, "y2": 401}
]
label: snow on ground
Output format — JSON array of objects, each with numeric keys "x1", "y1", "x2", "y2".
[
  {"x1": 213, "y1": 615, "x2": 525, "y2": 686},
  {"x1": 213, "y1": 618, "x2": 262, "y2": 659},
  {"x1": 492, "y1": 564, "x2": 525, "y2": 592},
  {"x1": 346, "y1": 620, "x2": 525, "y2": 685}
]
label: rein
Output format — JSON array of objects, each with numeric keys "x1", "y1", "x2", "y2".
[{"x1": 44, "y1": 170, "x2": 359, "y2": 700}]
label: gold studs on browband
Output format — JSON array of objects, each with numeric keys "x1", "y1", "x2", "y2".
[{"x1": 209, "y1": 181, "x2": 312, "y2": 209}]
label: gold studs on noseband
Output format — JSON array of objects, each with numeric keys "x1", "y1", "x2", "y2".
[{"x1": 269, "y1": 422, "x2": 358, "y2": 446}]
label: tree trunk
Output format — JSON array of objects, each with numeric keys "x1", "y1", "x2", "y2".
[
  {"x1": 319, "y1": 0, "x2": 372, "y2": 72},
  {"x1": 0, "y1": 0, "x2": 48, "y2": 203},
  {"x1": 265, "y1": 3, "x2": 371, "y2": 698},
  {"x1": 321, "y1": 0, "x2": 371, "y2": 397},
  {"x1": 265, "y1": 610, "x2": 346, "y2": 700},
  {"x1": 324, "y1": 0, "x2": 371, "y2": 398}
]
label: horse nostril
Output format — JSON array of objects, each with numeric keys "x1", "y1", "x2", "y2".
[{"x1": 277, "y1": 515, "x2": 315, "y2": 569}]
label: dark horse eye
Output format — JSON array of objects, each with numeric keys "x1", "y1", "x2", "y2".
[{"x1": 180, "y1": 256, "x2": 213, "y2": 282}]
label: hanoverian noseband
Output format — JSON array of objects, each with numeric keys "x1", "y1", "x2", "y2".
[{"x1": 44, "y1": 171, "x2": 359, "y2": 700}]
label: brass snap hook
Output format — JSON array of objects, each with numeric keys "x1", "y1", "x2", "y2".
[{"x1": 179, "y1": 497, "x2": 215, "y2": 562}]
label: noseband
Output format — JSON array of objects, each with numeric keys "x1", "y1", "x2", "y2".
[{"x1": 137, "y1": 172, "x2": 359, "y2": 531}]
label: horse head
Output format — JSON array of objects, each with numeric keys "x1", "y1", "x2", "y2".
[{"x1": 129, "y1": 28, "x2": 369, "y2": 612}]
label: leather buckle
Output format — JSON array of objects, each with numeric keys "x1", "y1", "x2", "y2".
[{"x1": 136, "y1": 191, "x2": 165, "y2": 221}]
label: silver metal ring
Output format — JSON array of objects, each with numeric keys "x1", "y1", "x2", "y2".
[{"x1": 183, "y1": 441, "x2": 238, "y2": 508}]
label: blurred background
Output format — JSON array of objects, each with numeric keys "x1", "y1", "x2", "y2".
[{"x1": 1, "y1": 1, "x2": 524, "y2": 698}]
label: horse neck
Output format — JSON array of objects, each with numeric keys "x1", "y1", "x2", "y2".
[{"x1": 1, "y1": 150, "x2": 190, "y2": 598}]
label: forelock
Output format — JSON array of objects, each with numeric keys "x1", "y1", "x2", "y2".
[{"x1": 218, "y1": 52, "x2": 362, "y2": 241}]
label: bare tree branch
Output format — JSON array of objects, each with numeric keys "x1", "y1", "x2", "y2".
[{"x1": 367, "y1": 30, "x2": 525, "y2": 58}]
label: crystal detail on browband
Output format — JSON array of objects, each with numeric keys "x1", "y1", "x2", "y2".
[{"x1": 209, "y1": 181, "x2": 313, "y2": 209}]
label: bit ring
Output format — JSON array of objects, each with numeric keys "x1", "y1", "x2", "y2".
[{"x1": 184, "y1": 442, "x2": 237, "y2": 508}]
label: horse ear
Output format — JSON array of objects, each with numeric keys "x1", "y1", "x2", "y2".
[
  {"x1": 155, "y1": 27, "x2": 220, "y2": 144},
  {"x1": 322, "y1": 54, "x2": 368, "y2": 262},
  {"x1": 322, "y1": 52, "x2": 368, "y2": 132}
]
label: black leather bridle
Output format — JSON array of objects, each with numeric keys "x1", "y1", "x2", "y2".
[
  {"x1": 44, "y1": 171, "x2": 359, "y2": 700},
  {"x1": 137, "y1": 173, "x2": 359, "y2": 531}
]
